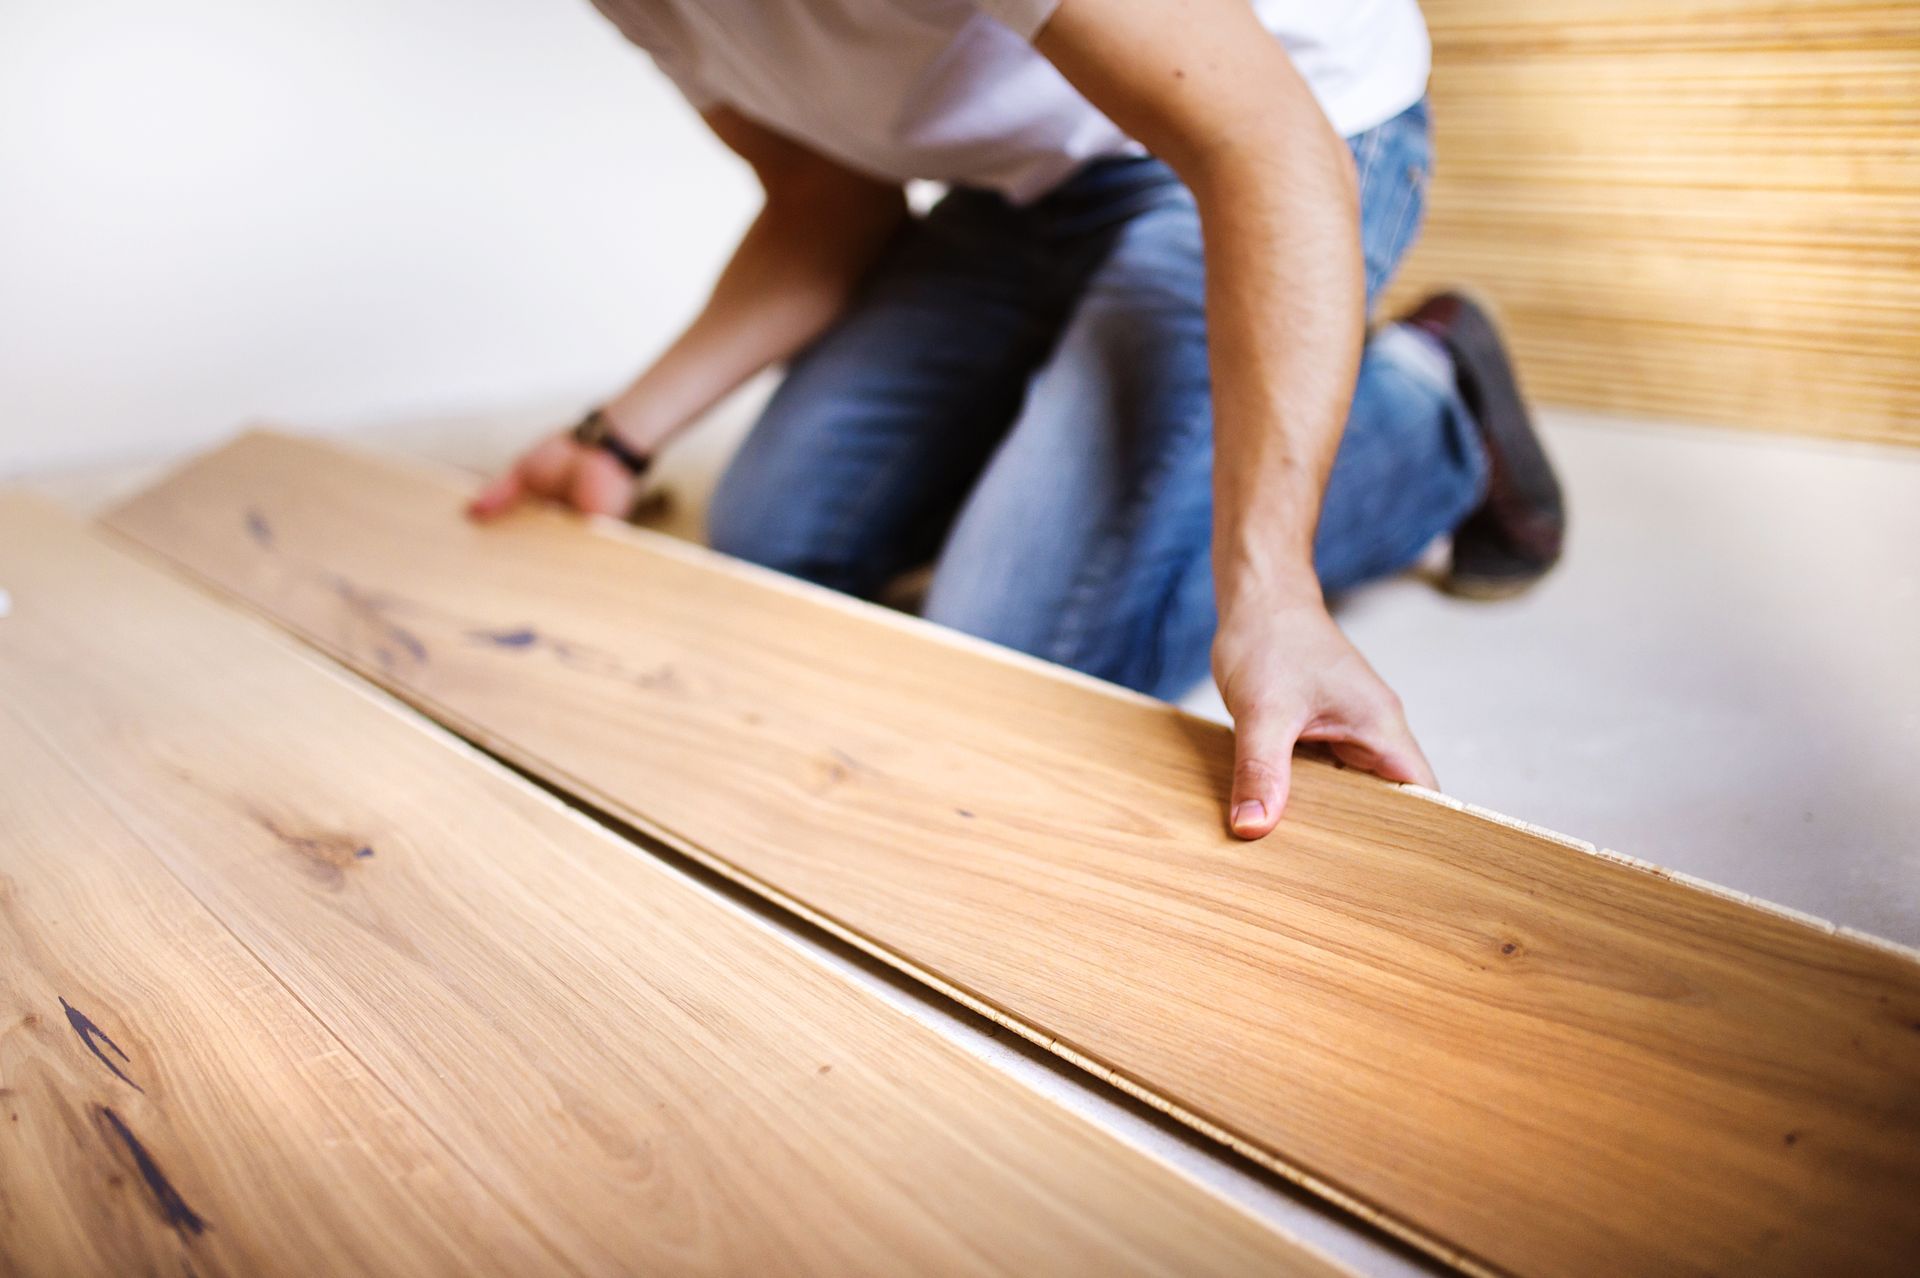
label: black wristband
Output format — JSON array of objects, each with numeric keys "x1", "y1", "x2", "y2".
[{"x1": 570, "y1": 407, "x2": 652, "y2": 477}]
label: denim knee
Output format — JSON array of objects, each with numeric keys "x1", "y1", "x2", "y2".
[{"x1": 706, "y1": 460, "x2": 797, "y2": 575}]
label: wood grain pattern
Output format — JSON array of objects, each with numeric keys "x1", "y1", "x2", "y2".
[
  {"x1": 1379, "y1": 0, "x2": 1920, "y2": 446},
  {"x1": 104, "y1": 432, "x2": 1920, "y2": 1277},
  {"x1": 0, "y1": 493, "x2": 1332, "y2": 1277},
  {"x1": 0, "y1": 711, "x2": 563, "y2": 1277}
]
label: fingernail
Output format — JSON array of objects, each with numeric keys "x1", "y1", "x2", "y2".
[{"x1": 1231, "y1": 799, "x2": 1267, "y2": 833}]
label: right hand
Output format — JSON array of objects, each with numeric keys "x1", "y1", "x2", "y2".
[
  {"x1": 467, "y1": 430, "x2": 641, "y2": 522},
  {"x1": 1212, "y1": 590, "x2": 1435, "y2": 839}
]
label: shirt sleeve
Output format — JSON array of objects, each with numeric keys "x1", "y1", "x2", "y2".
[
  {"x1": 973, "y1": 0, "x2": 1063, "y2": 41},
  {"x1": 586, "y1": 0, "x2": 721, "y2": 111},
  {"x1": 645, "y1": 48, "x2": 721, "y2": 112}
]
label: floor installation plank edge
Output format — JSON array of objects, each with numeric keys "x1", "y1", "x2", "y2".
[
  {"x1": 2, "y1": 492, "x2": 1339, "y2": 1277},
  {"x1": 1397, "y1": 786, "x2": 1920, "y2": 964},
  {"x1": 628, "y1": 497, "x2": 1920, "y2": 971},
  {"x1": 104, "y1": 431, "x2": 1920, "y2": 1278}
]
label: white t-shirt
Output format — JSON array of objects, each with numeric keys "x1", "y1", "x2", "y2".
[{"x1": 590, "y1": 0, "x2": 1430, "y2": 203}]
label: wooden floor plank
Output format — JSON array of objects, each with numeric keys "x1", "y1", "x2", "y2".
[
  {"x1": 105, "y1": 432, "x2": 1920, "y2": 1277},
  {"x1": 0, "y1": 494, "x2": 1331, "y2": 1276},
  {"x1": 0, "y1": 705, "x2": 567, "y2": 1277}
]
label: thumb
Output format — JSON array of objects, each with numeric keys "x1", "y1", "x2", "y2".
[
  {"x1": 1228, "y1": 701, "x2": 1303, "y2": 839},
  {"x1": 467, "y1": 468, "x2": 526, "y2": 522}
]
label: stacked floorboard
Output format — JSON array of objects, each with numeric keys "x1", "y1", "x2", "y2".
[{"x1": 5, "y1": 430, "x2": 1917, "y2": 1275}]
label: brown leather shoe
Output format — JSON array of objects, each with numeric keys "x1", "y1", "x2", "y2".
[{"x1": 1402, "y1": 290, "x2": 1567, "y2": 599}]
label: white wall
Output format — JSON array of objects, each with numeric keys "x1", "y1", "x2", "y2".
[{"x1": 0, "y1": 0, "x2": 757, "y2": 477}]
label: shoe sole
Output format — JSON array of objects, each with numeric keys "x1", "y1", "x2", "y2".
[{"x1": 1429, "y1": 289, "x2": 1567, "y2": 588}]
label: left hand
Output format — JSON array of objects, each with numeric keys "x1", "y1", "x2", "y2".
[
  {"x1": 1212, "y1": 596, "x2": 1437, "y2": 839},
  {"x1": 468, "y1": 430, "x2": 639, "y2": 522}
]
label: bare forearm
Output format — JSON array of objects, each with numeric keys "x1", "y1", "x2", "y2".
[
  {"x1": 1034, "y1": 1, "x2": 1360, "y2": 609},
  {"x1": 1034, "y1": 0, "x2": 1433, "y2": 833},
  {"x1": 606, "y1": 178, "x2": 906, "y2": 450},
  {"x1": 470, "y1": 115, "x2": 908, "y2": 524},
  {"x1": 1188, "y1": 125, "x2": 1362, "y2": 615}
]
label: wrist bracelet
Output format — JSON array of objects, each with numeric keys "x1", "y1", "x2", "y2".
[{"x1": 570, "y1": 407, "x2": 652, "y2": 477}]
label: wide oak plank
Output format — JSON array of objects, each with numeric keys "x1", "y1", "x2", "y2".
[
  {"x1": 0, "y1": 494, "x2": 1331, "y2": 1276},
  {"x1": 0, "y1": 709, "x2": 564, "y2": 1276},
  {"x1": 107, "y1": 432, "x2": 1920, "y2": 1277}
]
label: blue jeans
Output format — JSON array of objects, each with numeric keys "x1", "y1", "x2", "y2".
[{"x1": 710, "y1": 99, "x2": 1486, "y2": 700}]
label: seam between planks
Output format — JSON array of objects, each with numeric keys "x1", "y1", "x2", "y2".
[{"x1": 369, "y1": 693, "x2": 1373, "y2": 1278}]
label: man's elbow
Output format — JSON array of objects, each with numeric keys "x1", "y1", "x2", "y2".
[
  {"x1": 758, "y1": 163, "x2": 904, "y2": 237},
  {"x1": 1170, "y1": 109, "x2": 1358, "y2": 220}
]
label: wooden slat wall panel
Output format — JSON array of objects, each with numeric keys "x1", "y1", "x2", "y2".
[
  {"x1": 105, "y1": 432, "x2": 1920, "y2": 1278},
  {"x1": 0, "y1": 495, "x2": 1329, "y2": 1277},
  {"x1": 1379, "y1": 0, "x2": 1920, "y2": 445}
]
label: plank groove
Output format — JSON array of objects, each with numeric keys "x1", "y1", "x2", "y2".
[
  {"x1": 103, "y1": 432, "x2": 1920, "y2": 1277},
  {"x1": 0, "y1": 493, "x2": 1331, "y2": 1277}
]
